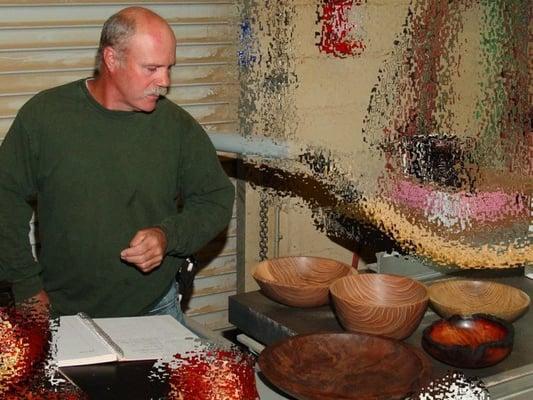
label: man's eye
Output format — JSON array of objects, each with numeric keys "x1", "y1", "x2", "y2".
[{"x1": 146, "y1": 67, "x2": 157, "y2": 72}]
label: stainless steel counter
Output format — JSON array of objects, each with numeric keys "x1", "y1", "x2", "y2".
[{"x1": 229, "y1": 273, "x2": 533, "y2": 399}]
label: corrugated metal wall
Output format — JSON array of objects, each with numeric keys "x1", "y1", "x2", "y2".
[{"x1": 0, "y1": 0, "x2": 239, "y2": 331}]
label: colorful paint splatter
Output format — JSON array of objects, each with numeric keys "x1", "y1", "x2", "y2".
[
  {"x1": 0, "y1": 307, "x2": 86, "y2": 399},
  {"x1": 238, "y1": 19, "x2": 257, "y2": 68},
  {"x1": 0, "y1": 307, "x2": 49, "y2": 395},
  {"x1": 316, "y1": 0, "x2": 367, "y2": 57},
  {"x1": 163, "y1": 347, "x2": 259, "y2": 399},
  {"x1": 240, "y1": 0, "x2": 530, "y2": 268},
  {"x1": 355, "y1": 0, "x2": 530, "y2": 267},
  {"x1": 238, "y1": 0, "x2": 299, "y2": 142}
]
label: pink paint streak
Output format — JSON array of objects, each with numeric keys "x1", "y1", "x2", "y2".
[{"x1": 390, "y1": 179, "x2": 527, "y2": 226}]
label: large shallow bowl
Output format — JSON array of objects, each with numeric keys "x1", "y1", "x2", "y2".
[
  {"x1": 428, "y1": 279, "x2": 530, "y2": 322},
  {"x1": 253, "y1": 256, "x2": 353, "y2": 307},
  {"x1": 422, "y1": 314, "x2": 514, "y2": 368},
  {"x1": 329, "y1": 273, "x2": 428, "y2": 339},
  {"x1": 258, "y1": 332, "x2": 432, "y2": 400}
]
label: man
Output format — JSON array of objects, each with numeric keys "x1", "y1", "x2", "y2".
[{"x1": 0, "y1": 7, "x2": 234, "y2": 321}]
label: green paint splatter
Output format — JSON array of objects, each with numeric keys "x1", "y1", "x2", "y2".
[{"x1": 472, "y1": 0, "x2": 529, "y2": 171}]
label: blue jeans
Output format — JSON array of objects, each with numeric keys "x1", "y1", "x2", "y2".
[{"x1": 146, "y1": 281, "x2": 184, "y2": 324}]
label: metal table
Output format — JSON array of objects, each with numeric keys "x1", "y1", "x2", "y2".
[{"x1": 229, "y1": 274, "x2": 533, "y2": 399}]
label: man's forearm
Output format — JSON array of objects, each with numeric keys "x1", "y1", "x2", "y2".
[
  {"x1": 0, "y1": 116, "x2": 42, "y2": 303},
  {"x1": 159, "y1": 182, "x2": 235, "y2": 256}
]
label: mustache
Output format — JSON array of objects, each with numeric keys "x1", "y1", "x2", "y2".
[{"x1": 144, "y1": 86, "x2": 168, "y2": 97}]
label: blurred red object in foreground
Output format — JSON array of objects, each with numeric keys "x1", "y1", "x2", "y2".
[
  {"x1": 167, "y1": 348, "x2": 259, "y2": 400},
  {"x1": 0, "y1": 307, "x2": 49, "y2": 393}
]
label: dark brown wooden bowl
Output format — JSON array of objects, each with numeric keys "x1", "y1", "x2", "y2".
[
  {"x1": 252, "y1": 256, "x2": 354, "y2": 307},
  {"x1": 428, "y1": 279, "x2": 530, "y2": 322},
  {"x1": 258, "y1": 332, "x2": 432, "y2": 400},
  {"x1": 329, "y1": 274, "x2": 428, "y2": 339},
  {"x1": 422, "y1": 314, "x2": 514, "y2": 369}
]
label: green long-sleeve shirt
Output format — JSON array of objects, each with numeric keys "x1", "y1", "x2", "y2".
[{"x1": 0, "y1": 79, "x2": 234, "y2": 317}]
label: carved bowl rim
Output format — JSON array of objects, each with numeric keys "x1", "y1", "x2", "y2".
[{"x1": 252, "y1": 256, "x2": 354, "y2": 289}]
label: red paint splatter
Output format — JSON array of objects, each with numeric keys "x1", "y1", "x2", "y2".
[
  {"x1": 0, "y1": 307, "x2": 87, "y2": 399},
  {"x1": 0, "y1": 307, "x2": 49, "y2": 393},
  {"x1": 167, "y1": 348, "x2": 259, "y2": 400},
  {"x1": 3, "y1": 386, "x2": 86, "y2": 400},
  {"x1": 317, "y1": 0, "x2": 366, "y2": 58}
]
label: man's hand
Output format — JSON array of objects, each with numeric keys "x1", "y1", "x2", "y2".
[
  {"x1": 120, "y1": 227, "x2": 168, "y2": 273},
  {"x1": 19, "y1": 289, "x2": 50, "y2": 320}
]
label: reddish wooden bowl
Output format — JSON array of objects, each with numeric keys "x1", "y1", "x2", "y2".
[
  {"x1": 252, "y1": 256, "x2": 353, "y2": 308},
  {"x1": 259, "y1": 332, "x2": 432, "y2": 400},
  {"x1": 329, "y1": 274, "x2": 428, "y2": 339},
  {"x1": 422, "y1": 314, "x2": 514, "y2": 369}
]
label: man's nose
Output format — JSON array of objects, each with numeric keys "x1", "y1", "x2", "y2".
[{"x1": 157, "y1": 69, "x2": 171, "y2": 88}]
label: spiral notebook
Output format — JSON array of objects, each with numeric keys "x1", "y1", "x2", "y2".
[{"x1": 56, "y1": 313, "x2": 199, "y2": 367}]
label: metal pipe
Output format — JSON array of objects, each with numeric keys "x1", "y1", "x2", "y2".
[
  {"x1": 207, "y1": 132, "x2": 293, "y2": 159},
  {"x1": 273, "y1": 204, "x2": 281, "y2": 258}
]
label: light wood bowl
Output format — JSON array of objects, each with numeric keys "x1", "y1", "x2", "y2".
[
  {"x1": 252, "y1": 256, "x2": 354, "y2": 308},
  {"x1": 329, "y1": 274, "x2": 428, "y2": 339},
  {"x1": 428, "y1": 279, "x2": 530, "y2": 322}
]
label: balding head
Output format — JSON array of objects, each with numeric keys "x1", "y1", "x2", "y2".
[{"x1": 95, "y1": 7, "x2": 174, "y2": 73}]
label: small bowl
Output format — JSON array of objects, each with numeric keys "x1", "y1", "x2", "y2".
[
  {"x1": 422, "y1": 314, "x2": 514, "y2": 368},
  {"x1": 428, "y1": 279, "x2": 530, "y2": 322},
  {"x1": 329, "y1": 274, "x2": 428, "y2": 339},
  {"x1": 253, "y1": 256, "x2": 353, "y2": 308}
]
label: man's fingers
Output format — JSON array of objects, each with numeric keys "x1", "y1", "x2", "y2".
[
  {"x1": 136, "y1": 255, "x2": 163, "y2": 272},
  {"x1": 121, "y1": 242, "x2": 163, "y2": 266},
  {"x1": 121, "y1": 246, "x2": 158, "y2": 263},
  {"x1": 129, "y1": 231, "x2": 146, "y2": 247},
  {"x1": 121, "y1": 235, "x2": 152, "y2": 258},
  {"x1": 121, "y1": 227, "x2": 167, "y2": 271},
  {"x1": 120, "y1": 244, "x2": 147, "y2": 259}
]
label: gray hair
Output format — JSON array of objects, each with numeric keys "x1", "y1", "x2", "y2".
[{"x1": 95, "y1": 11, "x2": 136, "y2": 73}]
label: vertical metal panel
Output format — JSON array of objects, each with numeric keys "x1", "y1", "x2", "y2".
[{"x1": 1, "y1": 0, "x2": 239, "y2": 330}]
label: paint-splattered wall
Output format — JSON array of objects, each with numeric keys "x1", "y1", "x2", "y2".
[
  {"x1": 529, "y1": 2, "x2": 533, "y2": 177},
  {"x1": 237, "y1": 0, "x2": 531, "y2": 286}
]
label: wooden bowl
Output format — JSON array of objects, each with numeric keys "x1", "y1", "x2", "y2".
[
  {"x1": 329, "y1": 274, "x2": 428, "y2": 339},
  {"x1": 422, "y1": 314, "x2": 514, "y2": 368},
  {"x1": 252, "y1": 256, "x2": 353, "y2": 307},
  {"x1": 259, "y1": 332, "x2": 432, "y2": 400},
  {"x1": 428, "y1": 279, "x2": 530, "y2": 322}
]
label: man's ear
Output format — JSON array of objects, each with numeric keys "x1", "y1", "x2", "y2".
[{"x1": 102, "y1": 46, "x2": 121, "y2": 72}]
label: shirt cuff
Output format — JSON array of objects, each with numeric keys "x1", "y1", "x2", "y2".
[{"x1": 156, "y1": 222, "x2": 179, "y2": 255}]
